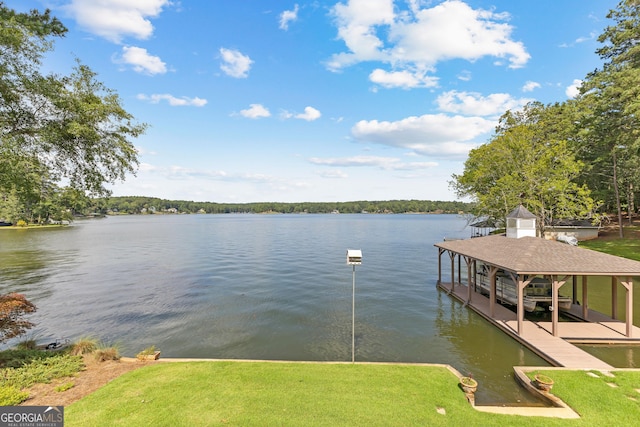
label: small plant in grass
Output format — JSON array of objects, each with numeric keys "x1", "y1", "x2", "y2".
[
  {"x1": 55, "y1": 382, "x2": 75, "y2": 392},
  {"x1": 136, "y1": 345, "x2": 160, "y2": 360},
  {"x1": 459, "y1": 374, "x2": 478, "y2": 393},
  {"x1": 533, "y1": 373, "x2": 554, "y2": 391},
  {"x1": 70, "y1": 337, "x2": 98, "y2": 355}
]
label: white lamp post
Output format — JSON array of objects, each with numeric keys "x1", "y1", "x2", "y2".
[{"x1": 346, "y1": 249, "x2": 362, "y2": 363}]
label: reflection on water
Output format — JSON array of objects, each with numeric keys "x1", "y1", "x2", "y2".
[
  {"x1": 0, "y1": 214, "x2": 556, "y2": 404},
  {"x1": 578, "y1": 345, "x2": 640, "y2": 368}
]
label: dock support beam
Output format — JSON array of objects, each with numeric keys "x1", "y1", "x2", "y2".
[
  {"x1": 582, "y1": 276, "x2": 589, "y2": 320},
  {"x1": 618, "y1": 276, "x2": 634, "y2": 338},
  {"x1": 448, "y1": 252, "x2": 456, "y2": 293},
  {"x1": 612, "y1": 276, "x2": 618, "y2": 320},
  {"x1": 463, "y1": 256, "x2": 473, "y2": 304},
  {"x1": 489, "y1": 266, "x2": 498, "y2": 318},
  {"x1": 551, "y1": 276, "x2": 569, "y2": 337}
]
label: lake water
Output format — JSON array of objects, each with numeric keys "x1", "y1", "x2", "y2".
[{"x1": 1, "y1": 214, "x2": 558, "y2": 404}]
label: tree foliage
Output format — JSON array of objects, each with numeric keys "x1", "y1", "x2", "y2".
[
  {"x1": 96, "y1": 197, "x2": 472, "y2": 215},
  {"x1": 452, "y1": 1, "x2": 640, "y2": 233},
  {"x1": 0, "y1": 293, "x2": 36, "y2": 343},
  {"x1": 451, "y1": 103, "x2": 597, "y2": 234},
  {"x1": 0, "y1": 3, "x2": 145, "y2": 223},
  {"x1": 576, "y1": 0, "x2": 640, "y2": 236}
]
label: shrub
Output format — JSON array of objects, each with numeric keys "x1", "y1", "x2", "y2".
[
  {"x1": 94, "y1": 346, "x2": 120, "y2": 362},
  {"x1": 55, "y1": 382, "x2": 75, "y2": 392},
  {"x1": 70, "y1": 337, "x2": 98, "y2": 355},
  {"x1": 0, "y1": 349, "x2": 53, "y2": 369},
  {"x1": 0, "y1": 293, "x2": 37, "y2": 343},
  {"x1": 16, "y1": 339, "x2": 38, "y2": 350},
  {"x1": 0, "y1": 353, "x2": 83, "y2": 389},
  {"x1": 0, "y1": 385, "x2": 30, "y2": 406},
  {"x1": 16, "y1": 220, "x2": 27, "y2": 227}
]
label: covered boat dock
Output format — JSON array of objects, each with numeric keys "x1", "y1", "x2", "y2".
[{"x1": 435, "y1": 234, "x2": 640, "y2": 368}]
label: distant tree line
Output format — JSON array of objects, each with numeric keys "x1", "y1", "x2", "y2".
[{"x1": 97, "y1": 196, "x2": 472, "y2": 215}]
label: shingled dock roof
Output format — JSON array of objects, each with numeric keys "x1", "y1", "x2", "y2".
[
  {"x1": 435, "y1": 234, "x2": 640, "y2": 277},
  {"x1": 436, "y1": 233, "x2": 640, "y2": 343}
]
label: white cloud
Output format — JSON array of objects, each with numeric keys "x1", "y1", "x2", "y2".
[
  {"x1": 63, "y1": 0, "x2": 170, "y2": 43},
  {"x1": 328, "y1": 0, "x2": 529, "y2": 79},
  {"x1": 369, "y1": 68, "x2": 438, "y2": 89},
  {"x1": 319, "y1": 170, "x2": 349, "y2": 179},
  {"x1": 566, "y1": 79, "x2": 583, "y2": 98},
  {"x1": 560, "y1": 31, "x2": 598, "y2": 48},
  {"x1": 219, "y1": 48, "x2": 253, "y2": 78},
  {"x1": 279, "y1": 4, "x2": 299, "y2": 30},
  {"x1": 351, "y1": 113, "x2": 495, "y2": 157},
  {"x1": 240, "y1": 104, "x2": 271, "y2": 119},
  {"x1": 457, "y1": 70, "x2": 472, "y2": 82},
  {"x1": 522, "y1": 81, "x2": 541, "y2": 92},
  {"x1": 436, "y1": 90, "x2": 533, "y2": 116},
  {"x1": 120, "y1": 46, "x2": 167, "y2": 75},
  {"x1": 309, "y1": 155, "x2": 438, "y2": 170},
  {"x1": 137, "y1": 93, "x2": 208, "y2": 107},
  {"x1": 281, "y1": 106, "x2": 322, "y2": 121},
  {"x1": 296, "y1": 106, "x2": 322, "y2": 121}
]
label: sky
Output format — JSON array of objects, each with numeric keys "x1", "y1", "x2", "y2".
[{"x1": 10, "y1": 0, "x2": 618, "y2": 203}]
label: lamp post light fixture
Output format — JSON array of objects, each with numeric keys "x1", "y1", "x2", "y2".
[{"x1": 346, "y1": 249, "x2": 362, "y2": 363}]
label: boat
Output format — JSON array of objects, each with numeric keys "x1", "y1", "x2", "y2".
[{"x1": 475, "y1": 264, "x2": 572, "y2": 312}]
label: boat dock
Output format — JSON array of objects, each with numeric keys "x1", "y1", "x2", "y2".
[{"x1": 439, "y1": 282, "x2": 640, "y2": 369}]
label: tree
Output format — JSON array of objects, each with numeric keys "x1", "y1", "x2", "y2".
[
  {"x1": 0, "y1": 3, "x2": 146, "y2": 210},
  {"x1": 451, "y1": 103, "x2": 597, "y2": 235},
  {"x1": 0, "y1": 293, "x2": 37, "y2": 343},
  {"x1": 577, "y1": 0, "x2": 640, "y2": 237}
]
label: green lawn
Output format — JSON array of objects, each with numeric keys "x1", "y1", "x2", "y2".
[
  {"x1": 580, "y1": 234, "x2": 640, "y2": 261},
  {"x1": 65, "y1": 361, "x2": 640, "y2": 426},
  {"x1": 533, "y1": 369, "x2": 640, "y2": 426}
]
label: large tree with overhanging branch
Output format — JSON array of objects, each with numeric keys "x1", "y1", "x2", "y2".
[{"x1": 0, "y1": 2, "x2": 146, "y2": 221}]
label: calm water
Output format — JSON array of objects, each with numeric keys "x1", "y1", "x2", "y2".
[{"x1": 2, "y1": 214, "x2": 555, "y2": 404}]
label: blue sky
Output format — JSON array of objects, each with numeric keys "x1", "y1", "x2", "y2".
[{"x1": 11, "y1": 0, "x2": 616, "y2": 203}]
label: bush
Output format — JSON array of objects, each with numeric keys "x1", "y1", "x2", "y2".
[
  {"x1": 94, "y1": 346, "x2": 120, "y2": 362},
  {"x1": 0, "y1": 293, "x2": 37, "y2": 343},
  {"x1": 0, "y1": 349, "x2": 53, "y2": 369},
  {"x1": 0, "y1": 385, "x2": 30, "y2": 406},
  {"x1": 16, "y1": 339, "x2": 38, "y2": 350},
  {"x1": 0, "y1": 353, "x2": 83, "y2": 389},
  {"x1": 70, "y1": 337, "x2": 98, "y2": 355},
  {"x1": 16, "y1": 220, "x2": 27, "y2": 227},
  {"x1": 55, "y1": 382, "x2": 75, "y2": 392}
]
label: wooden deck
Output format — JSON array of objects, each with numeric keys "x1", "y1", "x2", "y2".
[{"x1": 437, "y1": 282, "x2": 640, "y2": 370}]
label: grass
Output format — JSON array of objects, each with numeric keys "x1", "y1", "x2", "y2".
[
  {"x1": 67, "y1": 363, "x2": 479, "y2": 426},
  {"x1": 580, "y1": 234, "x2": 640, "y2": 261},
  {"x1": 535, "y1": 369, "x2": 640, "y2": 426},
  {"x1": 64, "y1": 362, "x2": 640, "y2": 427}
]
